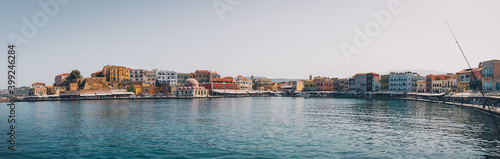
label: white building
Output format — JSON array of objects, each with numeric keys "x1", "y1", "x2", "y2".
[
  {"x1": 155, "y1": 69, "x2": 177, "y2": 86},
  {"x1": 432, "y1": 80, "x2": 443, "y2": 93},
  {"x1": 129, "y1": 69, "x2": 145, "y2": 82},
  {"x1": 236, "y1": 75, "x2": 252, "y2": 90},
  {"x1": 389, "y1": 72, "x2": 425, "y2": 92}
]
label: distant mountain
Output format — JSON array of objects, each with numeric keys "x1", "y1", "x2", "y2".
[{"x1": 381, "y1": 69, "x2": 446, "y2": 76}]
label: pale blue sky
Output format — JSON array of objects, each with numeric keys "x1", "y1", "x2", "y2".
[{"x1": 1, "y1": 0, "x2": 499, "y2": 88}]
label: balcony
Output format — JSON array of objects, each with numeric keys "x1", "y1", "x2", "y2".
[{"x1": 483, "y1": 74, "x2": 493, "y2": 78}]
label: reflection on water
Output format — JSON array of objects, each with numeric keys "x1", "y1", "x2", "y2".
[{"x1": 1, "y1": 98, "x2": 499, "y2": 158}]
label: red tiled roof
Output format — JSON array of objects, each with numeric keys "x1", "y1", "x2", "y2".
[
  {"x1": 456, "y1": 67, "x2": 482, "y2": 74},
  {"x1": 196, "y1": 70, "x2": 209, "y2": 73},
  {"x1": 32, "y1": 82, "x2": 45, "y2": 85},
  {"x1": 58, "y1": 73, "x2": 70, "y2": 76},
  {"x1": 213, "y1": 78, "x2": 230, "y2": 82}
]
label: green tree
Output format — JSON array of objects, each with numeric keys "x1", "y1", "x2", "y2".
[{"x1": 66, "y1": 70, "x2": 83, "y2": 81}]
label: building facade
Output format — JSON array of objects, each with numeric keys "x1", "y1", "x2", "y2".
[
  {"x1": 354, "y1": 72, "x2": 379, "y2": 92},
  {"x1": 388, "y1": 72, "x2": 423, "y2": 92},
  {"x1": 177, "y1": 72, "x2": 195, "y2": 86},
  {"x1": 380, "y1": 75, "x2": 390, "y2": 91},
  {"x1": 372, "y1": 77, "x2": 381, "y2": 92},
  {"x1": 236, "y1": 75, "x2": 252, "y2": 90},
  {"x1": 54, "y1": 73, "x2": 70, "y2": 86},
  {"x1": 416, "y1": 80, "x2": 426, "y2": 92},
  {"x1": 129, "y1": 69, "x2": 145, "y2": 82},
  {"x1": 155, "y1": 69, "x2": 177, "y2": 86},
  {"x1": 314, "y1": 77, "x2": 334, "y2": 91},
  {"x1": 143, "y1": 71, "x2": 156, "y2": 85},
  {"x1": 102, "y1": 65, "x2": 129, "y2": 83},
  {"x1": 456, "y1": 67, "x2": 482, "y2": 92},
  {"x1": 482, "y1": 59, "x2": 500, "y2": 91},
  {"x1": 29, "y1": 82, "x2": 47, "y2": 96},
  {"x1": 339, "y1": 78, "x2": 349, "y2": 92},
  {"x1": 175, "y1": 78, "x2": 208, "y2": 97}
]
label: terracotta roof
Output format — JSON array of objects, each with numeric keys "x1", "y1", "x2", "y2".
[
  {"x1": 243, "y1": 78, "x2": 249, "y2": 81},
  {"x1": 456, "y1": 67, "x2": 482, "y2": 74},
  {"x1": 32, "y1": 82, "x2": 45, "y2": 85},
  {"x1": 237, "y1": 75, "x2": 243, "y2": 78},
  {"x1": 142, "y1": 84, "x2": 151, "y2": 87},
  {"x1": 355, "y1": 73, "x2": 367, "y2": 75},
  {"x1": 46, "y1": 86, "x2": 54, "y2": 88},
  {"x1": 213, "y1": 78, "x2": 230, "y2": 82},
  {"x1": 58, "y1": 73, "x2": 70, "y2": 76},
  {"x1": 196, "y1": 70, "x2": 209, "y2": 73},
  {"x1": 134, "y1": 85, "x2": 141, "y2": 88}
]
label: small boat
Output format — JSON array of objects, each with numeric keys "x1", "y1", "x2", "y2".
[{"x1": 295, "y1": 92, "x2": 309, "y2": 97}]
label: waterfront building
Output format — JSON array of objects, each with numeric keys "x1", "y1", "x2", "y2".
[
  {"x1": 102, "y1": 65, "x2": 130, "y2": 83},
  {"x1": 416, "y1": 80, "x2": 426, "y2": 92},
  {"x1": 314, "y1": 77, "x2": 334, "y2": 91},
  {"x1": 380, "y1": 75, "x2": 390, "y2": 91},
  {"x1": 175, "y1": 78, "x2": 208, "y2": 97},
  {"x1": 303, "y1": 80, "x2": 316, "y2": 91},
  {"x1": 141, "y1": 84, "x2": 156, "y2": 95},
  {"x1": 255, "y1": 78, "x2": 273, "y2": 91},
  {"x1": 482, "y1": 59, "x2": 500, "y2": 91},
  {"x1": 339, "y1": 78, "x2": 349, "y2": 92},
  {"x1": 372, "y1": 77, "x2": 381, "y2": 92},
  {"x1": 293, "y1": 80, "x2": 304, "y2": 92},
  {"x1": 28, "y1": 82, "x2": 47, "y2": 96},
  {"x1": 332, "y1": 79, "x2": 340, "y2": 92},
  {"x1": 388, "y1": 72, "x2": 423, "y2": 92},
  {"x1": 195, "y1": 70, "x2": 221, "y2": 84},
  {"x1": 348, "y1": 78, "x2": 355, "y2": 90},
  {"x1": 177, "y1": 72, "x2": 195, "y2": 86},
  {"x1": 201, "y1": 82, "x2": 238, "y2": 94},
  {"x1": 155, "y1": 69, "x2": 177, "y2": 86},
  {"x1": 133, "y1": 85, "x2": 142, "y2": 96},
  {"x1": 354, "y1": 72, "x2": 379, "y2": 92},
  {"x1": 441, "y1": 77, "x2": 458, "y2": 93},
  {"x1": 425, "y1": 74, "x2": 453, "y2": 93},
  {"x1": 129, "y1": 69, "x2": 145, "y2": 82},
  {"x1": 431, "y1": 80, "x2": 443, "y2": 93},
  {"x1": 456, "y1": 67, "x2": 482, "y2": 92},
  {"x1": 236, "y1": 75, "x2": 252, "y2": 90},
  {"x1": 46, "y1": 86, "x2": 67, "y2": 95},
  {"x1": 54, "y1": 73, "x2": 70, "y2": 86},
  {"x1": 143, "y1": 71, "x2": 156, "y2": 85}
]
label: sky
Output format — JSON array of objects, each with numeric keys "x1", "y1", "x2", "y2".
[{"x1": 1, "y1": 0, "x2": 499, "y2": 88}]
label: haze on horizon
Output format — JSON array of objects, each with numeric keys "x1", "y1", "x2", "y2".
[{"x1": 1, "y1": 0, "x2": 499, "y2": 88}]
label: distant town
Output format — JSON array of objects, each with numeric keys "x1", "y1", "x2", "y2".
[{"x1": 3, "y1": 59, "x2": 499, "y2": 101}]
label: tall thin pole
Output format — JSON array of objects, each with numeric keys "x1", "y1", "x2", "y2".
[
  {"x1": 445, "y1": 21, "x2": 500, "y2": 134},
  {"x1": 445, "y1": 21, "x2": 472, "y2": 70}
]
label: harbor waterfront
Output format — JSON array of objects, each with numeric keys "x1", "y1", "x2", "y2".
[{"x1": 1, "y1": 97, "x2": 500, "y2": 158}]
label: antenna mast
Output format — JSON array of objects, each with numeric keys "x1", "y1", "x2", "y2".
[{"x1": 445, "y1": 21, "x2": 472, "y2": 70}]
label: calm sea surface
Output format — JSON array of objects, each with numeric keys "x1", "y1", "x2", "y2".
[{"x1": 1, "y1": 97, "x2": 500, "y2": 158}]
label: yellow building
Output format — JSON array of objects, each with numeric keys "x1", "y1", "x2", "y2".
[
  {"x1": 133, "y1": 85, "x2": 142, "y2": 96},
  {"x1": 102, "y1": 65, "x2": 130, "y2": 83},
  {"x1": 303, "y1": 80, "x2": 316, "y2": 91}
]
